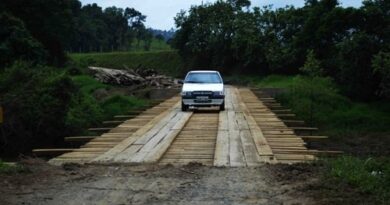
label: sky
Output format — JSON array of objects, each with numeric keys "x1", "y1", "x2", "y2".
[{"x1": 79, "y1": 0, "x2": 363, "y2": 30}]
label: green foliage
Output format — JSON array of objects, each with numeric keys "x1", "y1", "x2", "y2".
[
  {"x1": 326, "y1": 156, "x2": 390, "y2": 203},
  {"x1": 0, "y1": 160, "x2": 28, "y2": 174},
  {"x1": 300, "y1": 50, "x2": 323, "y2": 77},
  {"x1": 247, "y1": 75, "x2": 390, "y2": 135},
  {"x1": 336, "y1": 32, "x2": 380, "y2": 100},
  {"x1": 0, "y1": 12, "x2": 47, "y2": 68},
  {"x1": 71, "y1": 75, "x2": 110, "y2": 94},
  {"x1": 0, "y1": 0, "x2": 156, "y2": 65},
  {"x1": 100, "y1": 95, "x2": 146, "y2": 119},
  {"x1": 173, "y1": 0, "x2": 389, "y2": 99},
  {"x1": 65, "y1": 93, "x2": 103, "y2": 134},
  {"x1": 0, "y1": 62, "x2": 78, "y2": 154},
  {"x1": 373, "y1": 52, "x2": 390, "y2": 98},
  {"x1": 69, "y1": 51, "x2": 185, "y2": 77}
]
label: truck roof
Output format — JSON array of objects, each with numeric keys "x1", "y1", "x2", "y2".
[{"x1": 188, "y1": 70, "x2": 219, "y2": 73}]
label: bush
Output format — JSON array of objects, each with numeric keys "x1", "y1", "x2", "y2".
[
  {"x1": 0, "y1": 62, "x2": 76, "y2": 154},
  {"x1": 0, "y1": 62, "x2": 104, "y2": 156}
]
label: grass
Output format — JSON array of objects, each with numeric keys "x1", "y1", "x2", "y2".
[
  {"x1": 69, "y1": 50, "x2": 185, "y2": 77},
  {"x1": 71, "y1": 75, "x2": 148, "y2": 118},
  {"x1": 326, "y1": 156, "x2": 390, "y2": 203},
  {"x1": 71, "y1": 75, "x2": 111, "y2": 94},
  {"x1": 0, "y1": 160, "x2": 27, "y2": 174},
  {"x1": 65, "y1": 74, "x2": 149, "y2": 134},
  {"x1": 128, "y1": 39, "x2": 172, "y2": 52},
  {"x1": 100, "y1": 95, "x2": 147, "y2": 119}
]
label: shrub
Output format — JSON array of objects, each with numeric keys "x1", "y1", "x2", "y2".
[{"x1": 0, "y1": 62, "x2": 76, "y2": 154}]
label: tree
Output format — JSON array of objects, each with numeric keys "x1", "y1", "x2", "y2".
[
  {"x1": 0, "y1": 0, "x2": 78, "y2": 66},
  {"x1": 300, "y1": 50, "x2": 323, "y2": 77},
  {"x1": 372, "y1": 52, "x2": 390, "y2": 98},
  {"x1": 0, "y1": 13, "x2": 47, "y2": 68}
]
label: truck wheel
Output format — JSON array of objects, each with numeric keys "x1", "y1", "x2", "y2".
[{"x1": 220, "y1": 101, "x2": 225, "y2": 111}]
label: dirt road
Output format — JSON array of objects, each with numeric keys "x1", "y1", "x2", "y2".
[{"x1": 1, "y1": 160, "x2": 319, "y2": 205}]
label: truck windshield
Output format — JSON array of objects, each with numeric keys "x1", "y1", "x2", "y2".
[{"x1": 184, "y1": 73, "x2": 222, "y2": 84}]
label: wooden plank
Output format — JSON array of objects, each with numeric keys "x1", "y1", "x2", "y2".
[
  {"x1": 237, "y1": 89, "x2": 273, "y2": 157},
  {"x1": 91, "y1": 101, "x2": 180, "y2": 163},
  {"x1": 88, "y1": 128, "x2": 113, "y2": 132},
  {"x1": 103, "y1": 121, "x2": 124, "y2": 124},
  {"x1": 214, "y1": 129, "x2": 229, "y2": 167},
  {"x1": 144, "y1": 112, "x2": 193, "y2": 163},
  {"x1": 240, "y1": 130, "x2": 262, "y2": 166},
  {"x1": 300, "y1": 136, "x2": 328, "y2": 140},
  {"x1": 65, "y1": 136, "x2": 97, "y2": 142},
  {"x1": 228, "y1": 90, "x2": 246, "y2": 167},
  {"x1": 33, "y1": 149, "x2": 73, "y2": 156},
  {"x1": 124, "y1": 112, "x2": 186, "y2": 163},
  {"x1": 290, "y1": 127, "x2": 318, "y2": 131}
]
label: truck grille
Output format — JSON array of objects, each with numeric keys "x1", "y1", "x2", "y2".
[{"x1": 192, "y1": 91, "x2": 213, "y2": 96}]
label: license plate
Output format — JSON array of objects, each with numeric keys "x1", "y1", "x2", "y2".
[{"x1": 196, "y1": 96, "x2": 209, "y2": 100}]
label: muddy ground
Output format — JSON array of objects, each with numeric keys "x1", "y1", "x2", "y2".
[{"x1": 0, "y1": 159, "x2": 375, "y2": 205}]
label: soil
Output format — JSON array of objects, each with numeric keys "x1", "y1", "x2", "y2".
[
  {"x1": 0, "y1": 159, "x2": 376, "y2": 205},
  {"x1": 309, "y1": 132, "x2": 390, "y2": 157}
]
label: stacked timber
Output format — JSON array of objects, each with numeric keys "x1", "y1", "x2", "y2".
[{"x1": 89, "y1": 66, "x2": 180, "y2": 88}]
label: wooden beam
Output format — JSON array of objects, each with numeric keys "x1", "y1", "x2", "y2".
[
  {"x1": 103, "y1": 120, "x2": 124, "y2": 125},
  {"x1": 290, "y1": 127, "x2": 318, "y2": 131},
  {"x1": 114, "y1": 115, "x2": 137, "y2": 119},
  {"x1": 33, "y1": 149, "x2": 74, "y2": 156},
  {"x1": 65, "y1": 136, "x2": 97, "y2": 142},
  {"x1": 88, "y1": 128, "x2": 113, "y2": 132},
  {"x1": 299, "y1": 136, "x2": 328, "y2": 140}
]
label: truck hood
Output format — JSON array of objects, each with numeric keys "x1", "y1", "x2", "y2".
[{"x1": 182, "y1": 83, "x2": 224, "y2": 92}]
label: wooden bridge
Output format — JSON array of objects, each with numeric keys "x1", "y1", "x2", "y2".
[{"x1": 34, "y1": 86, "x2": 339, "y2": 166}]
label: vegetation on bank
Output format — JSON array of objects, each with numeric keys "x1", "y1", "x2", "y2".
[
  {"x1": 0, "y1": 160, "x2": 27, "y2": 174},
  {"x1": 69, "y1": 50, "x2": 185, "y2": 77},
  {"x1": 326, "y1": 156, "x2": 390, "y2": 203},
  {"x1": 0, "y1": 63, "x2": 147, "y2": 156},
  {"x1": 244, "y1": 74, "x2": 390, "y2": 203}
]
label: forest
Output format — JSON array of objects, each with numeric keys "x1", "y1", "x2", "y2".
[
  {"x1": 173, "y1": 0, "x2": 389, "y2": 100},
  {"x1": 0, "y1": 0, "x2": 155, "y2": 67}
]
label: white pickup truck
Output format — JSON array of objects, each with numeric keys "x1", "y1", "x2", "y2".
[{"x1": 180, "y1": 70, "x2": 225, "y2": 111}]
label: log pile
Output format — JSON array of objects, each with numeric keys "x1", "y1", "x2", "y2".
[{"x1": 88, "y1": 66, "x2": 180, "y2": 88}]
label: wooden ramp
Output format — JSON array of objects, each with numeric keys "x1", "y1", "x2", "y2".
[{"x1": 47, "y1": 86, "x2": 327, "y2": 166}]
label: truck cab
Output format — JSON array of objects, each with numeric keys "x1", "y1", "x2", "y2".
[{"x1": 181, "y1": 70, "x2": 225, "y2": 111}]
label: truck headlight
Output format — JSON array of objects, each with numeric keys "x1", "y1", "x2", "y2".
[
  {"x1": 181, "y1": 91, "x2": 192, "y2": 96},
  {"x1": 213, "y1": 91, "x2": 224, "y2": 96}
]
